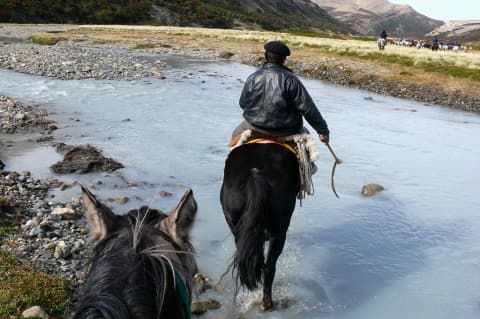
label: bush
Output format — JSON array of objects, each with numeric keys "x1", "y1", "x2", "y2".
[
  {"x1": 134, "y1": 43, "x2": 156, "y2": 49},
  {"x1": 30, "y1": 35, "x2": 60, "y2": 45},
  {"x1": 0, "y1": 250, "x2": 72, "y2": 317}
]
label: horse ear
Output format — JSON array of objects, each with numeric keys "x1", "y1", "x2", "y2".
[
  {"x1": 161, "y1": 189, "x2": 197, "y2": 247},
  {"x1": 80, "y1": 185, "x2": 121, "y2": 243}
]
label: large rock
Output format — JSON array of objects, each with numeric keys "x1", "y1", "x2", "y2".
[
  {"x1": 0, "y1": 159, "x2": 5, "y2": 170},
  {"x1": 50, "y1": 144, "x2": 123, "y2": 174},
  {"x1": 361, "y1": 183, "x2": 385, "y2": 197}
]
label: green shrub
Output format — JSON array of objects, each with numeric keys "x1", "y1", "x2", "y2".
[
  {"x1": 134, "y1": 43, "x2": 156, "y2": 49},
  {"x1": 0, "y1": 250, "x2": 72, "y2": 317},
  {"x1": 30, "y1": 35, "x2": 60, "y2": 45}
]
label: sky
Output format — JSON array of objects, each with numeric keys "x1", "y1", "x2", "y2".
[{"x1": 389, "y1": 0, "x2": 480, "y2": 21}]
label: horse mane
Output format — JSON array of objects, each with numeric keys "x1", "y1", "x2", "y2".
[{"x1": 73, "y1": 208, "x2": 192, "y2": 319}]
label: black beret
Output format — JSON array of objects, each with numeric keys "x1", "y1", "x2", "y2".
[{"x1": 264, "y1": 40, "x2": 291, "y2": 56}]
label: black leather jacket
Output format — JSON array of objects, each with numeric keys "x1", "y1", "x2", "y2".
[{"x1": 239, "y1": 62, "x2": 329, "y2": 136}]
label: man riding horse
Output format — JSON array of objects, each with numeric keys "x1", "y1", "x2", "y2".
[
  {"x1": 232, "y1": 40, "x2": 330, "y2": 147},
  {"x1": 222, "y1": 41, "x2": 331, "y2": 311},
  {"x1": 378, "y1": 29, "x2": 387, "y2": 50}
]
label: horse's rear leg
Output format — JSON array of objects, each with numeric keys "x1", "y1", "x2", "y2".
[{"x1": 262, "y1": 235, "x2": 286, "y2": 311}]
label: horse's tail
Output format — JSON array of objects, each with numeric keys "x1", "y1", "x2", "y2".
[{"x1": 233, "y1": 167, "x2": 268, "y2": 291}]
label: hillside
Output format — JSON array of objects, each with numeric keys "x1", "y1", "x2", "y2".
[
  {"x1": 0, "y1": 0, "x2": 350, "y2": 33},
  {"x1": 427, "y1": 20, "x2": 480, "y2": 44},
  {"x1": 311, "y1": 0, "x2": 443, "y2": 37}
]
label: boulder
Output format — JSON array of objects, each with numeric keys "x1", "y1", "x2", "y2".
[
  {"x1": 50, "y1": 144, "x2": 123, "y2": 174},
  {"x1": 361, "y1": 183, "x2": 385, "y2": 197}
]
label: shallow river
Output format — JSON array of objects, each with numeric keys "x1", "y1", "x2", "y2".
[{"x1": 1, "y1": 57, "x2": 480, "y2": 319}]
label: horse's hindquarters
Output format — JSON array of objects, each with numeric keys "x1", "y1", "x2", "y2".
[
  {"x1": 220, "y1": 143, "x2": 299, "y2": 297},
  {"x1": 221, "y1": 143, "x2": 300, "y2": 231}
]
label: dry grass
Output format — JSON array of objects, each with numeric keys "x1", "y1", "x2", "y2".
[{"x1": 74, "y1": 25, "x2": 480, "y2": 66}]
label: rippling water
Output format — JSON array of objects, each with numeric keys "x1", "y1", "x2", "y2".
[{"x1": 1, "y1": 57, "x2": 480, "y2": 319}]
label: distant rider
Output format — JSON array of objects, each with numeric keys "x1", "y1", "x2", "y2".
[
  {"x1": 432, "y1": 35, "x2": 439, "y2": 51},
  {"x1": 380, "y1": 30, "x2": 387, "y2": 40}
]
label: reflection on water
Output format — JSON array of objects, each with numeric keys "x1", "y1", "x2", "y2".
[{"x1": 1, "y1": 58, "x2": 480, "y2": 319}]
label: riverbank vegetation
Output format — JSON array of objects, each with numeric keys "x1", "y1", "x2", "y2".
[
  {"x1": 30, "y1": 34, "x2": 61, "y2": 45},
  {"x1": 0, "y1": 204, "x2": 72, "y2": 317}
]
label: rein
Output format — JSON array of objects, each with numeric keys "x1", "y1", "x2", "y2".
[{"x1": 325, "y1": 143, "x2": 343, "y2": 198}]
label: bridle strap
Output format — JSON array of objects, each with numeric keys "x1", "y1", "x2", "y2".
[
  {"x1": 175, "y1": 271, "x2": 192, "y2": 319},
  {"x1": 156, "y1": 230, "x2": 193, "y2": 319}
]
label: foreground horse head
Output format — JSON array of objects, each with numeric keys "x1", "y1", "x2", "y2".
[
  {"x1": 220, "y1": 143, "x2": 300, "y2": 311},
  {"x1": 73, "y1": 186, "x2": 197, "y2": 319}
]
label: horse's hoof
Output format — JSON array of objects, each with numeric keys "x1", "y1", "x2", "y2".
[{"x1": 261, "y1": 302, "x2": 274, "y2": 312}]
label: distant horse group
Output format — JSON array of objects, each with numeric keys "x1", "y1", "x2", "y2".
[{"x1": 396, "y1": 38, "x2": 471, "y2": 52}]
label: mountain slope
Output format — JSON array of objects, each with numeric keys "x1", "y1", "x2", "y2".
[
  {"x1": 427, "y1": 20, "x2": 480, "y2": 43},
  {"x1": 311, "y1": 0, "x2": 443, "y2": 36},
  {"x1": 227, "y1": 0, "x2": 349, "y2": 31},
  {"x1": 0, "y1": 0, "x2": 350, "y2": 33}
]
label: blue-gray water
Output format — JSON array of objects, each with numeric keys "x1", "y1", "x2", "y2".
[{"x1": 1, "y1": 58, "x2": 480, "y2": 319}]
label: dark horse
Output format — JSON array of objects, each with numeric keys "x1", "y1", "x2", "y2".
[
  {"x1": 220, "y1": 142, "x2": 300, "y2": 311},
  {"x1": 72, "y1": 186, "x2": 198, "y2": 319}
]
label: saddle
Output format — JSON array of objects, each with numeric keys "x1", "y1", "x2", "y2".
[
  {"x1": 228, "y1": 129, "x2": 319, "y2": 201},
  {"x1": 228, "y1": 130, "x2": 297, "y2": 156}
]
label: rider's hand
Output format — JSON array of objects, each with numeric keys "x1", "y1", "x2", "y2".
[{"x1": 319, "y1": 134, "x2": 329, "y2": 144}]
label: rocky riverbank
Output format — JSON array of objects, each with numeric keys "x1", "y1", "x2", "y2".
[
  {"x1": 0, "y1": 41, "x2": 167, "y2": 80},
  {"x1": 0, "y1": 94, "x2": 93, "y2": 288},
  {"x1": 0, "y1": 170, "x2": 91, "y2": 284}
]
